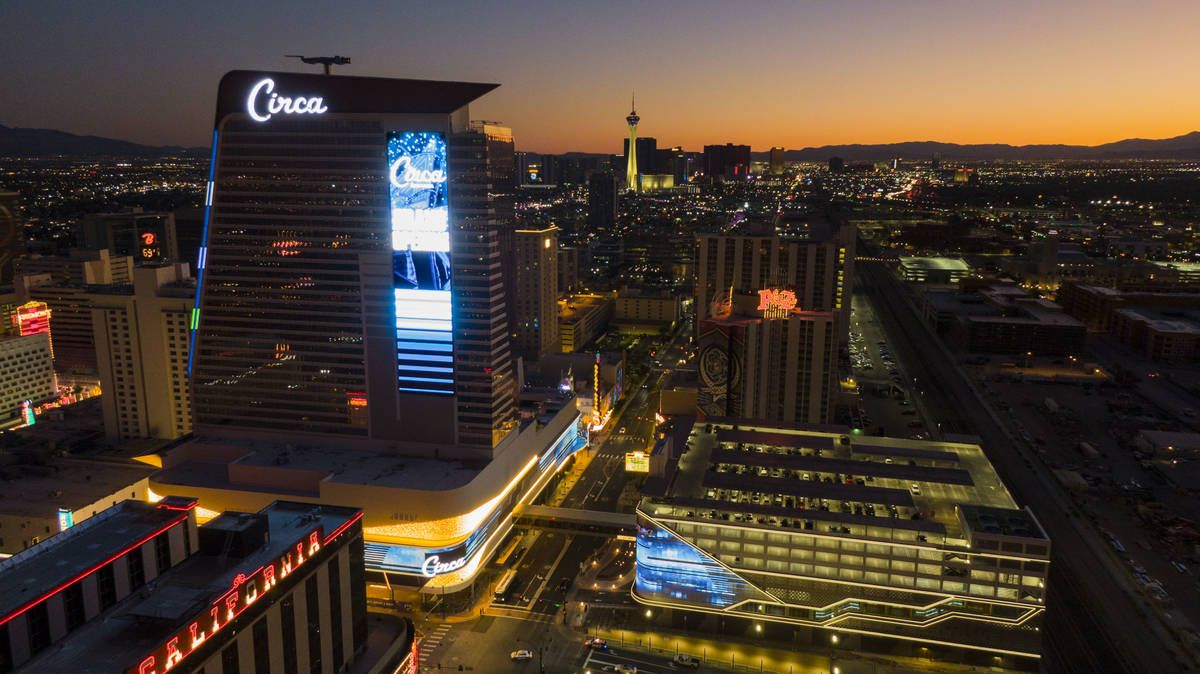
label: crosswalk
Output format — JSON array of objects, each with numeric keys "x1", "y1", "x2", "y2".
[{"x1": 420, "y1": 623, "x2": 452, "y2": 654}]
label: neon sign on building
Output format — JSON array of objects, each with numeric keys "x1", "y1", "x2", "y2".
[
  {"x1": 388, "y1": 131, "x2": 453, "y2": 395},
  {"x1": 245, "y1": 78, "x2": 328, "y2": 122},
  {"x1": 131, "y1": 528, "x2": 323, "y2": 674},
  {"x1": 757, "y1": 289, "x2": 797, "y2": 320}
]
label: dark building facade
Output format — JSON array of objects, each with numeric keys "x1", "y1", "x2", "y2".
[
  {"x1": 587, "y1": 173, "x2": 617, "y2": 230},
  {"x1": 703, "y1": 143, "x2": 751, "y2": 179},
  {"x1": 0, "y1": 192, "x2": 25, "y2": 285},
  {"x1": 77, "y1": 210, "x2": 179, "y2": 265},
  {"x1": 624, "y1": 136, "x2": 657, "y2": 176}
]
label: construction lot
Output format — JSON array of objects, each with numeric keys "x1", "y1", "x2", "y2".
[{"x1": 969, "y1": 356, "x2": 1200, "y2": 639}]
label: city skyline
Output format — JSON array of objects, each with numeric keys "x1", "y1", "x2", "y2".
[{"x1": 4, "y1": 1, "x2": 1200, "y2": 154}]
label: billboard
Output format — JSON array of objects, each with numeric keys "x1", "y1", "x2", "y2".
[{"x1": 388, "y1": 131, "x2": 454, "y2": 395}]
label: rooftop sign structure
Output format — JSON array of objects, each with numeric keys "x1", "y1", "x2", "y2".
[{"x1": 757, "y1": 289, "x2": 797, "y2": 319}]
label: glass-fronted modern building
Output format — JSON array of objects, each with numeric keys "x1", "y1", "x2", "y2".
[{"x1": 634, "y1": 420, "x2": 1048, "y2": 669}]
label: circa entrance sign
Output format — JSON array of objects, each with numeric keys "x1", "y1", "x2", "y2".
[{"x1": 246, "y1": 78, "x2": 328, "y2": 122}]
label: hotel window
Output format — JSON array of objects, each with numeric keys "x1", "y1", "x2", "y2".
[
  {"x1": 969, "y1": 584, "x2": 995, "y2": 597},
  {"x1": 98, "y1": 564, "x2": 117, "y2": 609},
  {"x1": 128, "y1": 547, "x2": 146, "y2": 590},
  {"x1": 221, "y1": 642, "x2": 240, "y2": 674},
  {"x1": 154, "y1": 532, "x2": 171, "y2": 574}
]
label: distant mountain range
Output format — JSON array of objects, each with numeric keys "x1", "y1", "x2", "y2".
[
  {"x1": 3, "y1": 123, "x2": 1200, "y2": 161},
  {"x1": 770, "y1": 132, "x2": 1200, "y2": 162},
  {"x1": 0, "y1": 125, "x2": 204, "y2": 157}
]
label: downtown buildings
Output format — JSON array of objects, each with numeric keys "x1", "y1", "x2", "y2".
[
  {"x1": 151, "y1": 70, "x2": 587, "y2": 606},
  {"x1": 635, "y1": 419, "x2": 1048, "y2": 669}
]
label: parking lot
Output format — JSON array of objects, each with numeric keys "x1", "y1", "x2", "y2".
[{"x1": 845, "y1": 291, "x2": 933, "y2": 439}]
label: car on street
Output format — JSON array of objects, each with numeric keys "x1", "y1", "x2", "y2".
[
  {"x1": 510, "y1": 650, "x2": 533, "y2": 661},
  {"x1": 672, "y1": 653, "x2": 701, "y2": 668},
  {"x1": 911, "y1": 483, "x2": 921, "y2": 495},
  {"x1": 604, "y1": 666, "x2": 637, "y2": 674},
  {"x1": 584, "y1": 637, "x2": 609, "y2": 650}
]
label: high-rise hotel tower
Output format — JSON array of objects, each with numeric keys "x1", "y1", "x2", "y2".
[
  {"x1": 160, "y1": 73, "x2": 590, "y2": 597},
  {"x1": 190, "y1": 71, "x2": 518, "y2": 457},
  {"x1": 162, "y1": 72, "x2": 587, "y2": 601}
]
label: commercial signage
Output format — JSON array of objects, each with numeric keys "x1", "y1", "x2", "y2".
[
  {"x1": 13, "y1": 301, "x2": 51, "y2": 337},
  {"x1": 421, "y1": 553, "x2": 467, "y2": 577},
  {"x1": 389, "y1": 131, "x2": 454, "y2": 395},
  {"x1": 246, "y1": 78, "x2": 328, "y2": 122},
  {"x1": 757, "y1": 288, "x2": 797, "y2": 320},
  {"x1": 57, "y1": 507, "x2": 74, "y2": 532},
  {"x1": 131, "y1": 527, "x2": 323, "y2": 674},
  {"x1": 625, "y1": 451, "x2": 650, "y2": 473}
]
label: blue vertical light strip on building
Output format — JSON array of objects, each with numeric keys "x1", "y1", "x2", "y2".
[
  {"x1": 187, "y1": 129, "x2": 219, "y2": 378},
  {"x1": 634, "y1": 521, "x2": 767, "y2": 609},
  {"x1": 388, "y1": 131, "x2": 454, "y2": 394}
]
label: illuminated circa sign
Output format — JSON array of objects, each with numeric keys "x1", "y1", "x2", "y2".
[
  {"x1": 757, "y1": 289, "x2": 797, "y2": 319},
  {"x1": 246, "y1": 78, "x2": 328, "y2": 122},
  {"x1": 131, "y1": 528, "x2": 323, "y2": 674},
  {"x1": 625, "y1": 451, "x2": 650, "y2": 473},
  {"x1": 421, "y1": 553, "x2": 467, "y2": 578}
]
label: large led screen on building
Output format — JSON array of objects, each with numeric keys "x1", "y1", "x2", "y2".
[{"x1": 389, "y1": 131, "x2": 454, "y2": 395}]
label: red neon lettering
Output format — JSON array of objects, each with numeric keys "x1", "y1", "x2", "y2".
[
  {"x1": 308, "y1": 530, "x2": 321, "y2": 556},
  {"x1": 264, "y1": 563, "x2": 276, "y2": 589},
  {"x1": 164, "y1": 637, "x2": 182, "y2": 669},
  {"x1": 295, "y1": 541, "x2": 305, "y2": 565},
  {"x1": 225, "y1": 593, "x2": 238, "y2": 620},
  {"x1": 279, "y1": 552, "x2": 293, "y2": 578},
  {"x1": 209, "y1": 605, "x2": 221, "y2": 632},
  {"x1": 139, "y1": 656, "x2": 156, "y2": 674},
  {"x1": 757, "y1": 289, "x2": 798, "y2": 316},
  {"x1": 142, "y1": 232, "x2": 157, "y2": 245},
  {"x1": 189, "y1": 621, "x2": 204, "y2": 647}
]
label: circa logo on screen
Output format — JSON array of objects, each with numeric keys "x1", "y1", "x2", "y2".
[
  {"x1": 246, "y1": 78, "x2": 328, "y2": 122},
  {"x1": 390, "y1": 155, "x2": 447, "y2": 190}
]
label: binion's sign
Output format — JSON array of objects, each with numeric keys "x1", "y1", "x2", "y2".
[
  {"x1": 246, "y1": 78, "x2": 328, "y2": 122},
  {"x1": 131, "y1": 527, "x2": 324, "y2": 674},
  {"x1": 757, "y1": 289, "x2": 797, "y2": 320}
]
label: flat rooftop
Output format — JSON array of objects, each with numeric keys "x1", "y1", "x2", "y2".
[
  {"x1": 1114, "y1": 305, "x2": 1200, "y2": 335},
  {"x1": 959, "y1": 504, "x2": 1048, "y2": 540},
  {"x1": 0, "y1": 500, "x2": 184, "y2": 624},
  {"x1": 27, "y1": 500, "x2": 361, "y2": 673},
  {"x1": 899, "y1": 256, "x2": 971, "y2": 272},
  {"x1": 155, "y1": 440, "x2": 483, "y2": 494},
  {"x1": 650, "y1": 421, "x2": 1019, "y2": 543},
  {"x1": 0, "y1": 457, "x2": 155, "y2": 518}
]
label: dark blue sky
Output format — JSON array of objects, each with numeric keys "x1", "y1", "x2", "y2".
[{"x1": 4, "y1": 0, "x2": 1198, "y2": 152}]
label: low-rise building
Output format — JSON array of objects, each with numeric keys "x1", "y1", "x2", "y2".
[
  {"x1": 898, "y1": 257, "x2": 972, "y2": 284},
  {"x1": 558, "y1": 293, "x2": 614, "y2": 352},
  {"x1": 635, "y1": 419, "x2": 1048, "y2": 669},
  {"x1": 0, "y1": 456, "x2": 155, "y2": 555},
  {"x1": 1110, "y1": 306, "x2": 1200, "y2": 362},
  {"x1": 0, "y1": 332, "x2": 55, "y2": 426},
  {"x1": 614, "y1": 293, "x2": 681, "y2": 333},
  {"x1": 922, "y1": 284, "x2": 1086, "y2": 356}
]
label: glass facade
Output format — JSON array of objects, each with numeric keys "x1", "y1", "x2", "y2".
[{"x1": 635, "y1": 521, "x2": 770, "y2": 609}]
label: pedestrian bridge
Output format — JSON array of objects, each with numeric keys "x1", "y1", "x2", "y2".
[{"x1": 514, "y1": 505, "x2": 637, "y2": 538}]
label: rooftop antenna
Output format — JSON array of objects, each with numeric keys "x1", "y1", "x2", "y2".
[{"x1": 285, "y1": 54, "x2": 351, "y2": 75}]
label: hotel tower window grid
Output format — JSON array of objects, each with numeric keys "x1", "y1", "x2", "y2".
[{"x1": 191, "y1": 118, "x2": 384, "y2": 436}]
